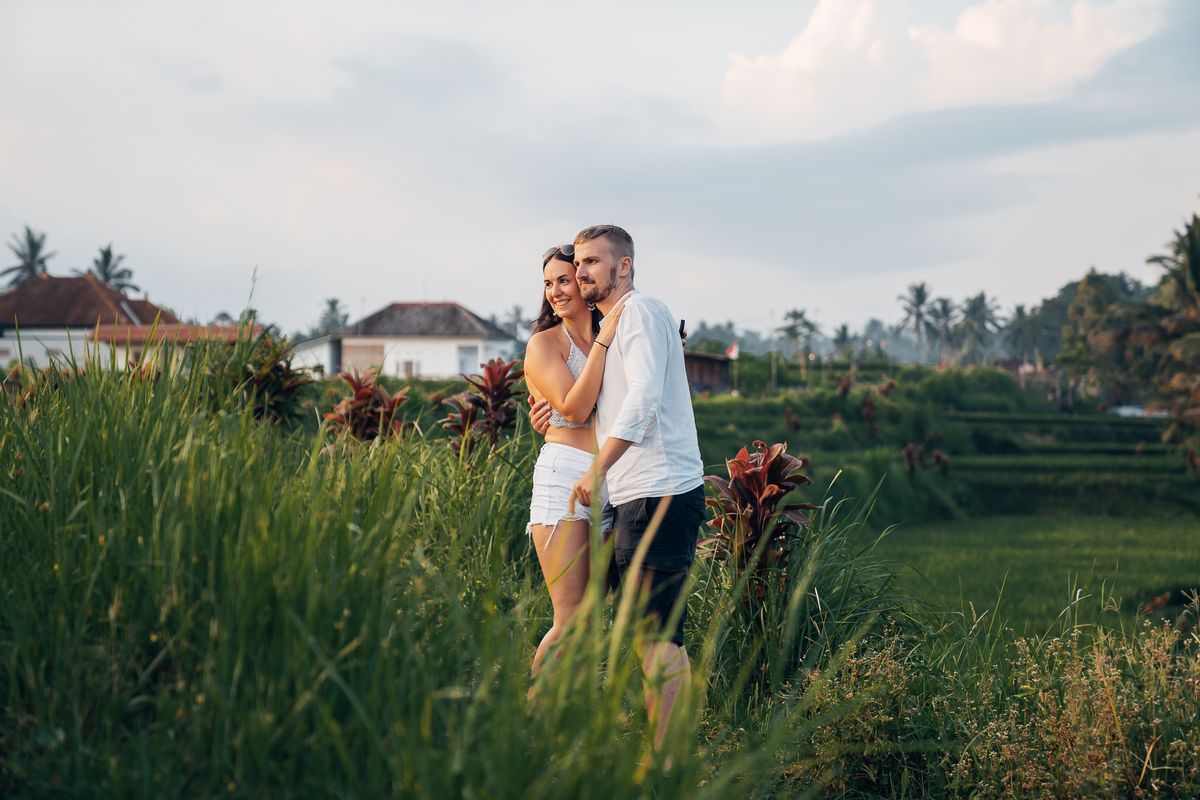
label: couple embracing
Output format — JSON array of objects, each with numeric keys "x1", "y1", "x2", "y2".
[{"x1": 522, "y1": 224, "x2": 705, "y2": 748}]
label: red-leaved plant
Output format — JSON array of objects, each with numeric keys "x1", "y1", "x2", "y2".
[
  {"x1": 701, "y1": 440, "x2": 817, "y2": 579},
  {"x1": 440, "y1": 357, "x2": 524, "y2": 455},
  {"x1": 324, "y1": 369, "x2": 410, "y2": 440}
]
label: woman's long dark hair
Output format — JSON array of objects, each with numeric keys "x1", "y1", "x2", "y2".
[{"x1": 532, "y1": 252, "x2": 602, "y2": 335}]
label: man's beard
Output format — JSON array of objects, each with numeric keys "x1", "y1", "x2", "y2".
[{"x1": 580, "y1": 266, "x2": 618, "y2": 303}]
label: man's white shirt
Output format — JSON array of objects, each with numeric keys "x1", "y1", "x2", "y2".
[{"x1": 595, "y1": 291, "x2": 704, "y2": 506}]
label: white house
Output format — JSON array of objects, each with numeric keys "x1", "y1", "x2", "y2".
[
  {"x1": 0, "y1": 273, "x2": 242, "y2": 368},
  {"x1": 293, "y1": 302, "x2": 518, "y2": 379}
]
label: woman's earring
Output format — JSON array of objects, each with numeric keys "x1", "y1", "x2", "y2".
[{"x1": 587, "y1": 302, "x2": 596, "y2": 311}]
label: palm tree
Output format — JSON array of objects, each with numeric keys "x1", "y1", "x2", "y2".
[
  {"x1": 316, "y1": 298, "x2": 349, "y2": 336},
  {"x1": 1005, "y1": 304, "x2": 1040, "y2": 363},
  {"x1": 74, "y1": 244, "x2": 138, "y2": 293},
  {"x1": 927, "y1": 297, "x2": 958, "y2": 363},
  {"x1": 955, "y1": 292, "x2": 1004, "y2": 365},
  {"x1": 897, "y1": 282, "x2": 934, "y2": 362},
  {"x1": 1147, "y1": 212, "x2": 1200, "y2": 316},
  {"x1": 2, "y1": 226, "x2": 54, "y2": 287},
  {"x1": 504, "y1": 304, "x2": 526, "y2": 340},
  {"x1": 777, "y1": 308, "x2": 820, "y2": 361},
  {"x1": 832, "y1": 324, "x2": 855, "y2": 360}
]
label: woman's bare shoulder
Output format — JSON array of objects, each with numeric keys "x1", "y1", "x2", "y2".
[{"x1": 525, "y1": 328, "x2": 565, "y2": 359}]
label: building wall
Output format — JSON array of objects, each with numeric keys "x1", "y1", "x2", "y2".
[
  {"x1": 1, "y1": 329, "x2": 191, "y2": 370},
  {"x1": 293, "y1": 336, "x2": 516, "y2": 379},
  {"x1": 683, "y1": 353, "x2": 731, "y2": 393},
  {"x1": 0, "y1": 329, "x2": 109, "y2": 368},
  {"x1": 292, "y1": 338, "x2": 335, "y2": 376}
]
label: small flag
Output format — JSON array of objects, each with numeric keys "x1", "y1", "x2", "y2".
[{"x1": 725, "y1": 342, "x2": 740, "y2": 360}]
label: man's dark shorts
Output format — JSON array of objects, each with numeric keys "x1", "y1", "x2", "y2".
[{"x1": 610, "y1": 484, "x2": 706, "y2": 647}]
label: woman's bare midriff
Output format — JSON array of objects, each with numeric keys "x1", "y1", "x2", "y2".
[{"x1": 543, "y1": 424, "x2": 598, "y2": 454}]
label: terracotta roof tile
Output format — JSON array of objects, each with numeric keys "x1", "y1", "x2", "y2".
[
  {"x1": 0, "y1": 274, "x2": 180, "y2": 328},
  {"x1": 91, "y1": 323, "x2": 253, "y2": 344}
]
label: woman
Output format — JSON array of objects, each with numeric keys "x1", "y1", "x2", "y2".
[{"x1": 523, "y1": 243, "x2": 628, "y2": 675}]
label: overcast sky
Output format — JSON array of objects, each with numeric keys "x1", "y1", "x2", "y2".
[{"x1": 2, "y1": 0, "x2": 1198, "y2": 336}]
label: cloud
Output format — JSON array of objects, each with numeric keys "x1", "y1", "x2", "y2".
[{"x1": 723, "y1": 0, "x2": 1168, "y2": 139}]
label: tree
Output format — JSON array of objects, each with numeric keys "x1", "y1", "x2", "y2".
[
  {"x1": 832, "y1": 324, "x2": 855, "y2": 360},
  {"x1": 504, "y1": 304, "x2": 527, "y2": 340},
  {"x1": 1004, "y1": 304, "x2": 1040, "y2": 363},
  {"x1": 1144, "y1": 213, "x2": 1200, "y2": 443},
  {"x1": 73, "y1": 244, "x2": 138, "y2": 293},
  {"x1": 955, "y1": 292, "x2": 1003, "y2": 365},
  {"x1": 2, "y1": 226, "x2": 54, "y2": 287},
  {"x1": 1015, "y1": 272, "x2": 1148, "y2": 364},
  {"x1": 315, "y1": 298, "x2": 349, "y2": 336},
  {"x1": 777, "y1": 308, "x2": 820, "y2": 361},
  {"x1": 897, "y1": 282, "x2": 934, "y2": 362},
  {"x1": 211, "y1": 311, "x2": 236, "y2": 325},
  {"x1": 1147, "y1": 213, "x2": 1200, "y2": 316},
  {"x1": 927, "y1": 298, "x2": 958, "y2": 363}
]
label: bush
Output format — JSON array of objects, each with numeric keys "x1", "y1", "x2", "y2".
[
  {"x1": 323, "y1": 369, "x2": 412, "y2": 440},
  {"x1": 946, "y1": 622, "x2": 1200, "y2": 797}
]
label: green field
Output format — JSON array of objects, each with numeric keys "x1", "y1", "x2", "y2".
[
  {"x1": 4, "y1": 353, "x2": 1199, "y2": 797},
  {"x1": 868, "y1": 515, "x2": 1200, "y2": 634}
]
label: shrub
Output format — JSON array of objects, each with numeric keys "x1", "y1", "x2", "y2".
[
  {"x1": 701, "y1": 439, "x2": 817, "y2": 580},
  {"x1": 439, "y1": 357, "x2": 524, "y2": 455},
  {"x1": 323, "y1": 369, "x2": 411, "y2": 440},
  {"x1": 948, "y1": 622, "x2": 1200, "y2": 797},
  {"x1": 191, "y1": 329, "x2": 313, "y2": 422}
]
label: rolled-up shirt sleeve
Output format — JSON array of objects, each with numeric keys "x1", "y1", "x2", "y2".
[{"x1": 607, "y1": 302, "x2": 668, "y2": 444}]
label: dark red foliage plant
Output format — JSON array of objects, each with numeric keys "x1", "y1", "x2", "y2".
[
  {"x1": 440, "y1": 391, "x2": 482, "y2": 456},
  {"x1": 324, "y1": 369, "x2": 410, "y2": 441},
  {"x1": 861, "y1": 394, "x2": 878, "y2": 436},
  {"x1": 440, "y1": 357, "x2": 525, "y2": 455},
  {"x1": 701, "y1": 440, "x2": 818, "y2": 579}
]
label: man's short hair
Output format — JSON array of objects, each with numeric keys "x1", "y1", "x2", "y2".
[{"x1": 574, "y1": 225, "x2": 635, "y2": 266}]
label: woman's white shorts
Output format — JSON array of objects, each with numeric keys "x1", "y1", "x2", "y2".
[{"x1": 527, "y1": 442, "x2": 613, "y2": 541}]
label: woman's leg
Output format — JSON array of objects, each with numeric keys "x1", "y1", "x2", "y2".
[{"x1": 529, "y1": 518, "x2": 591, "y2": 675}]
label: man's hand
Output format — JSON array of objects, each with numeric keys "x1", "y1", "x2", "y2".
[
  {"x1": 527, "y1": 395, "x2": 552, "y2": 435},
  {"x1": 568, "y1": 465, "x2": 602, "y2": 515}
]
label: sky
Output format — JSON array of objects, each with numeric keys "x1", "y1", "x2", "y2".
[{"x1": 2, "y1": 0, "x2": 1198, "y2": 338}]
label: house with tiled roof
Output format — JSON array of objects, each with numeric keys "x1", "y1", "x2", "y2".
[
  {"x1": 0, "y1": 273, "x2": 242, "y2": 367},
  {"x1": 293, "y1": 302, "x2": 518, "y2": 379}
]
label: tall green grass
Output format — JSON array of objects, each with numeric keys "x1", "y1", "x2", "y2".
[
  {"x1": 6, "y1": 345, "x2": 1199, "y2": 796},
  {"x1": 1, "y1": 345, "x2": 907, "y2": 797}
]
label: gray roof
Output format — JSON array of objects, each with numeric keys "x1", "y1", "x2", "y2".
[{"x1": 340, "y1": 302, "x2": 515, "y2": 340}]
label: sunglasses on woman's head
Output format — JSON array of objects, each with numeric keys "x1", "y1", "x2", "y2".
[{"x1": 542, "y1": 243, "x2": 575, "y2": 266}]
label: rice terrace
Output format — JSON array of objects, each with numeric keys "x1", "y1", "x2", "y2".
[{"x1": 4, "y1": 2, "x2": 1200, "y2": 796}]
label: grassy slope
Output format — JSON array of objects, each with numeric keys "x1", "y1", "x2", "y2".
[{"x1": 869, "y1": 515, "x2": 1200, "y2": 634}]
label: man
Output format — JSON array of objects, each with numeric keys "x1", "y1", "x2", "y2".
[{"x1": 529, "y1": 224, "x2": 705, "y2": 752}]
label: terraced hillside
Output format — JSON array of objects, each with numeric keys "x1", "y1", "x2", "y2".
[
  {"x1": 942, "y1": 411, "x2": 1196, "y2": 515},
  {"x1": 692, "y1": 369, "x2": 1199, "y2": 521}
]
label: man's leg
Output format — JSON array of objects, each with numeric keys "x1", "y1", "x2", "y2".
[
  {"x1": 634, "y1": 566, "x2": 691, "y2": 752},
  {"x1": 642, "y1": 640, "x2": 690, "y2": 751},
  {"x1": 611, "y1": 488, "x2": 704, "y2": 752}
]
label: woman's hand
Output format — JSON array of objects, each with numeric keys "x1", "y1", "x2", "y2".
[
  {"x1": 596, "y1": 294, "x2": 631, "y2": 348},
  {"x1": 527, "y1": 394, "x2": 552, "y2": 434}
]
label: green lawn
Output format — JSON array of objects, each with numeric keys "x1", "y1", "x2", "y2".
[{"x1": 868, "y1": 515, "x2": 1200, "y2": 635}]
